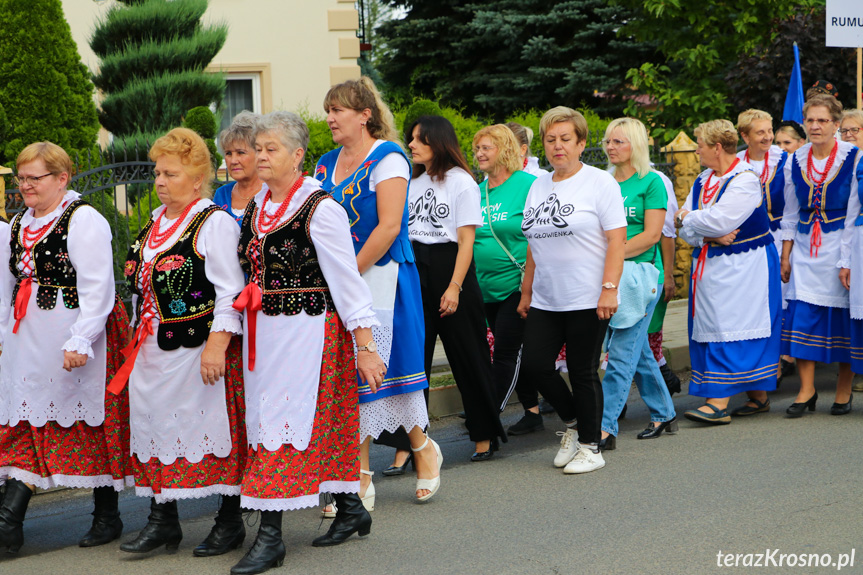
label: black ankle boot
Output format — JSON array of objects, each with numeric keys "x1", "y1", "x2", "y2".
[
  {"x1": 230, "y1": 511, "x2": 285, "y2": 575},
  {"x1": 660, "y1": 363, "x2": 681, "y2": 395},
  {"x1": 0, "y1": 479, "x2": 33, "y2": 554},
  {"x1": 79, "y1": 486, "x2": 123, "y2": 548},
  {"x1": 311, "y1": 493, "x2": 371, "y2": 547},
  {"x1": 119, "y1": 498, "x2": 182, "y2": 553},
  {"x1": 193, "y1": 495, "x2": 245, "y2": 557}
]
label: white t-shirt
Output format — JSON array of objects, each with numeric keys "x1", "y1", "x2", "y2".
[
  {"x1": 408, "y1": 168, "x2": 484, "y2": 244},
  {"x1": 523, "y1": 165, "x2": 627, "y2": 311}
]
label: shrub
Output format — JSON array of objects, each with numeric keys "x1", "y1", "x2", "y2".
[
  {"x1": 402, "y1": 99, "x2": 444, "y2": 138},
  {"x1": 183, "y1": 106, "x2": 221, "y2": 169}
]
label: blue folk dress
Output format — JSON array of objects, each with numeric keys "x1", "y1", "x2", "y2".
[{"x1": 315, "y1": 140, "x2": 428, "y2": 440}]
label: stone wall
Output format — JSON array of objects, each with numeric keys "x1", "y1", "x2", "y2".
[{"x1": 661, "y1": 132, "x2": 699, "y2": 298}]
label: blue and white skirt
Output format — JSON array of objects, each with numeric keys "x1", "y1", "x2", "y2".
[{"x1": 781, "y1": 300, "x2": 851, "y2": 364}]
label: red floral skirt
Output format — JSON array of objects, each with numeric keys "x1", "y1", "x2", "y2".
[
  {"x1": 0, "y1": 298, "x2": 132, "y2": 490},
  {"x1": 241, "y1": 312, "x2": 359, "y2": 511},
  {"x1": 131, "y1": 336, "x2": 247, "y2": 502}
]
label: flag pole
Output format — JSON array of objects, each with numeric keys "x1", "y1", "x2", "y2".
[{"x1": 857, "y1": 47, "x2": 862, "y2": 110}]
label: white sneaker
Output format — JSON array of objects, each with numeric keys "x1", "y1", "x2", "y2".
[
  {"x1": 563, "y1": 445, "x2": 606, "y2": 474},
  {"x1": 553, "y1": 428, "x2": 579, "y2": 467}
]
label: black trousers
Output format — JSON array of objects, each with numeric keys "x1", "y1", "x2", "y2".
[
  {"x1": 520, "y1": 307, "x2": 608, "y2": 445},
  {"x1": 484, "y1": 291, "x2": 539, "y2": 411}
]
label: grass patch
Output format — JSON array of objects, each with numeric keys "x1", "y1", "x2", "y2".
[{"x1": 429, "y1": 373, "x2": 456, "y2": 388}]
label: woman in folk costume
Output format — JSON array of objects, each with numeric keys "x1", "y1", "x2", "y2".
[
  {"x1": 0, "y1": 142, "x2": 130, "y2": 553},
  {"x1": 315, "y1": 77, "x2": 442, "y2": 508},
  {"x1": 230, "y1": 111, "x2": 385, "y2": 574},
  {"x1": 734, "y1": 109, "x2": 792, "y2": 406},
  {"x1": 839, "y1": 149, "x2": 863, "y2": 375},
  {"x1": 112, "y1": 128, "x2": 248, "y2": 557},
  {"x1": 781, "y1": 94, "x2": 862, "y2": 417},
  {"x1": 676, "y1": 120, "x2": 782, "y2": 425}
]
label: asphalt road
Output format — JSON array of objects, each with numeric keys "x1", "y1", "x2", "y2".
[{"x1": 3, "y1": 364, "x2": 862, "y2": 575}]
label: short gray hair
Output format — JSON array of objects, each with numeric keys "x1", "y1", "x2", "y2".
[
  {"x1": 218, "y1": 110, "x2": 260, "y2": 150},
  {"x1": 253, "y1": 111, "x2": 310, "y2": 160}
]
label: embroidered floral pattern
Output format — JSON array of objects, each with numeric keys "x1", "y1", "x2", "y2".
[
  {"x1": 155, "y1": 254, "x2": 187, "y2": 272},
  {"x1": 124, "y1": 260, "x2": 137, "y2": 277}
]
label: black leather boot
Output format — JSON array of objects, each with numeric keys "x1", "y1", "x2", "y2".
[
  {"x1": 119, "y1": 498, "x2": 182, "y2": 553},
  {"x1": 0, "y1": 479, "x2": 33, "y2": 554},
  {"x1": 660, "y1": 363, "x2": 681, "y2": 395},
  {"x1": 230, "y1": 511, "x2": 285, "y2": 575},
  {"x1": 79, "y1": 486, "x2": 123, "y2": 547},
  {"x1": 193, "y1": 495, "x2": 245, "y2": 557},
  {"x1": 311, "y1": 493, "x2": 371, "y2": 547}
]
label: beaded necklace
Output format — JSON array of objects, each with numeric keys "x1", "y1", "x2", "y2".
[
  {"x1": 805, "y1": 141, "x2": 838, "y2": 258},
  {"x1": 257, "y1": 177, "x2": 304, "y2": 234},
  {"x1": 701, "y1": 158, "x2": 740, "y2": 205},
  {"x1": 148, "y1": 199, "x2": 201, "y2": 249},
  {"x1": 806, "y1": 141, "x2": 837, "y2": 184},
  {"x1": 743, "y1": 149, "x2": 770, "y2": 185}
]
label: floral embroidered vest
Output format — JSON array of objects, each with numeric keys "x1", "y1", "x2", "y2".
[
  {"x1": 690, "y1": 172, "x2": 773, "y2": 258},
  {"x1": 9, "y1": 199, "x2": 88, "y2": 310},
  {"x1": 237, "y1": 189, "x2": 335, "y2": 316},
  {"x1": 125, "y1": 206, "x2": 219, "y2": 351}
]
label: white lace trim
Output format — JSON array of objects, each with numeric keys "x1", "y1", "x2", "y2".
[
  {"x1": 851, "y1": 306, "x2": 863, "y2": 320},
  {"x1": 211, "y1": 315, "x2": 243, "y2": 335},
  {"x1": 20, "y1": 190, "x2": 81, "y2": 228},
  {"x1": 787, "y1": 289, "x2": 849, "y2": 309},
  {"x1": 691, "y1": 326, "x2": 772, "y2": 343},
  {"x1": 837, "y1": 259, "x2": 850, "y2": 270},
  {"x1": 240, "y1": 480, "x2": 359, "y2": 512},
  {"x1": 359, "y1": 389, "x2": 428, "y2": 441},
  {"x1": 0, "y1": 381, "x2": 105, "y2": 428},
  {"x1": 61, "y1": 335, "x2": 95, "y2": 359},
  {"x1": 0, "y1": 468, "x2": 133, "y2": 491},
  {"x1": 135, "y1": 483, "x2": 241, "y2": 504},
  {"x1": 345, "y1": 315, "x2": 381, "y2": 332},
  {"x1": 130, "y1": 425, "x2": 233, "y2": 465}
]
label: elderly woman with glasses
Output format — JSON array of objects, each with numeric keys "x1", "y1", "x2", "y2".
[
  {"x1": 231, "y1": 111, "x2": 386, "y2": 574},
  {"x1": 676, "y1": 120, "x2": 782, "y2": 424},
  {"x1": 598, "y1": 117, "x2": 676, "y2": 450},
  {"x1": 517, "y1": 107, "x2": 626, "y2": 474},
  {"x1": 840, "y1": 110, "x2": 863, "y2": 148},
  {"x1": 0, "y1": 142, "x2": 130, "y2": 553},
  {"x1": 214, "y1": 111, "x2": 264, "y2": 227},
  {"x1": 781, "y1": 95, "x2": 862, "y2": 418}
]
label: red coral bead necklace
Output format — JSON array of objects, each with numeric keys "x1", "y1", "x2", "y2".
[
  {"x1": 257, "y1": 175, "x2": 304, "y2": 234},
  {"x1": 148, "y1": 198, "x2": 202, "y2": 249}
]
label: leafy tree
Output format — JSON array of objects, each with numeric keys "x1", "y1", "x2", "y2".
[
  {"x1": 90, "y1": 0, "x2": 227, "y2": 141},
  {"x1": 725, "y1": 7, "x2": 857, "y2": 119},
  {"x1": 378, "y1": 0, "x2": 653, "y2": 119},
  {"x1": 614, "y1": 0, "x2": 823, "y2": 141},
  {"x1": 0, "y1": 0, "x2": 100, "y2": 164}
]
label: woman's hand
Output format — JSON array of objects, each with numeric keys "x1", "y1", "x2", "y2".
[
  {"x1": 357, "y1": 350, "x2": 386, "y2": 393},
  {"x1": 63, "y1": 351, "x2": 88, "y2": 372},
  {"x1": 781, "y1": 256, "x2": 792, "y2": 283},
  {"x1": 439, "y1": 284, "x2": 460, "y2": 317},
  {"x1": 705, "y1": 229, "x2": 739, "y2": 246},
  {"x1": 674, "y1": 209, "x2": 689, "y2": 228},
  {"x1": 597, "y1": 288, "x2": 618, "y2": 320},
  {"x1": 663, "y1": 277, "x2": 676, "y2": 302},
  {"x1": 126, "y1": 326, "x2": 135, "y2": 347},
  {"x1": 200, "y1": 334, "x2": 231, "y2": 385},
  {"x1": 517, "y1": 291, "x2": 531, "y2": 319},
  {"x1": 840, "y1": 268, "x2": 851, "y2": 290}
]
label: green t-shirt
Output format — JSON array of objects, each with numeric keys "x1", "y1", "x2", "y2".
[
  {"x1": 474, "y1": 170, "x2": 537, "y2": 303},
  {"x1": 620, "y1": 170, "x2": 667, "y2": 282}
]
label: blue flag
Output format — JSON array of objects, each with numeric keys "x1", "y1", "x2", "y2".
[{"x1": 783, "y1": 43, "x2": 804, "y2": 124}]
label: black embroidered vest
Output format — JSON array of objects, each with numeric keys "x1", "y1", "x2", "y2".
[
  {"x1": 9, "y1": 199, "x2": 89, "y2": 310},
  {"x1": 125, "y1": 206, "x2": 219, "y2": 351},
  {"x1": 238, "y1": 190, "x2": 335, "y2": 316}
]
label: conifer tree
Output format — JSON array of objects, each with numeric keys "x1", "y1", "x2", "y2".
[
  {"x1": 0, "y1": 0, "x2": 100, "y2": 164},
  {"x1": 90, "y1": 0, "x2": 227, "y2": 140}
]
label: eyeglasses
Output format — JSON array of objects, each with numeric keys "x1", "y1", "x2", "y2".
[
  {"x1": 604, "y1": 138, "x2": 629, "y2": 147},
  {"x1": 804, "y1": 118, "x2": 834, "y2": 126},
  {"x1": 839, "y1": 127, "x2": 861, "y2": 136},
  {"x1": 473, "y1": 145, "x2": 497, "y2": 154},
  {"x1": 15, "y1": 173, "x2": 55, "y2": 187}
]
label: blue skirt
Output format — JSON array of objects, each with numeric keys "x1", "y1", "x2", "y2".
[
  {"x1": 781, "y1": 300, "x2": 851, "y2": 364},
  {"x1": 688, "y1": 246, "x2": 781, "y2": 398},
  {"x1": 359, "y1": 260, "x2": 428, "y2": 403},
  {"x1": 850, "y1": 318, "x2": 863, "y2": 374}
]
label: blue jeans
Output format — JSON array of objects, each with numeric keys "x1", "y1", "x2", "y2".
[{"x1": 601, "y1": 281, "x2": 676, "y2": 437}]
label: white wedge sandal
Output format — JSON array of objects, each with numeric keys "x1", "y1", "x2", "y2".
[{"x1": 412, "y1": 437, "x2": 443, "y2": 503}]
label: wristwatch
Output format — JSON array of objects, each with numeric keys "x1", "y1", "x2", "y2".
[
  {"x1": 601, "y1": 282, "x2": 617, "y2": 290},
  {"x1": 357, "y1": 340, "x2": 377, "y2": 353}
]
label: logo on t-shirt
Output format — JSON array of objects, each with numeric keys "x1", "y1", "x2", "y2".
[
  {"x1": 408, "y1": 188, "x2": 450, "y2": 228},
  {"x1": 522, "y1": 193, "x2": 574, "y2": 231}
]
